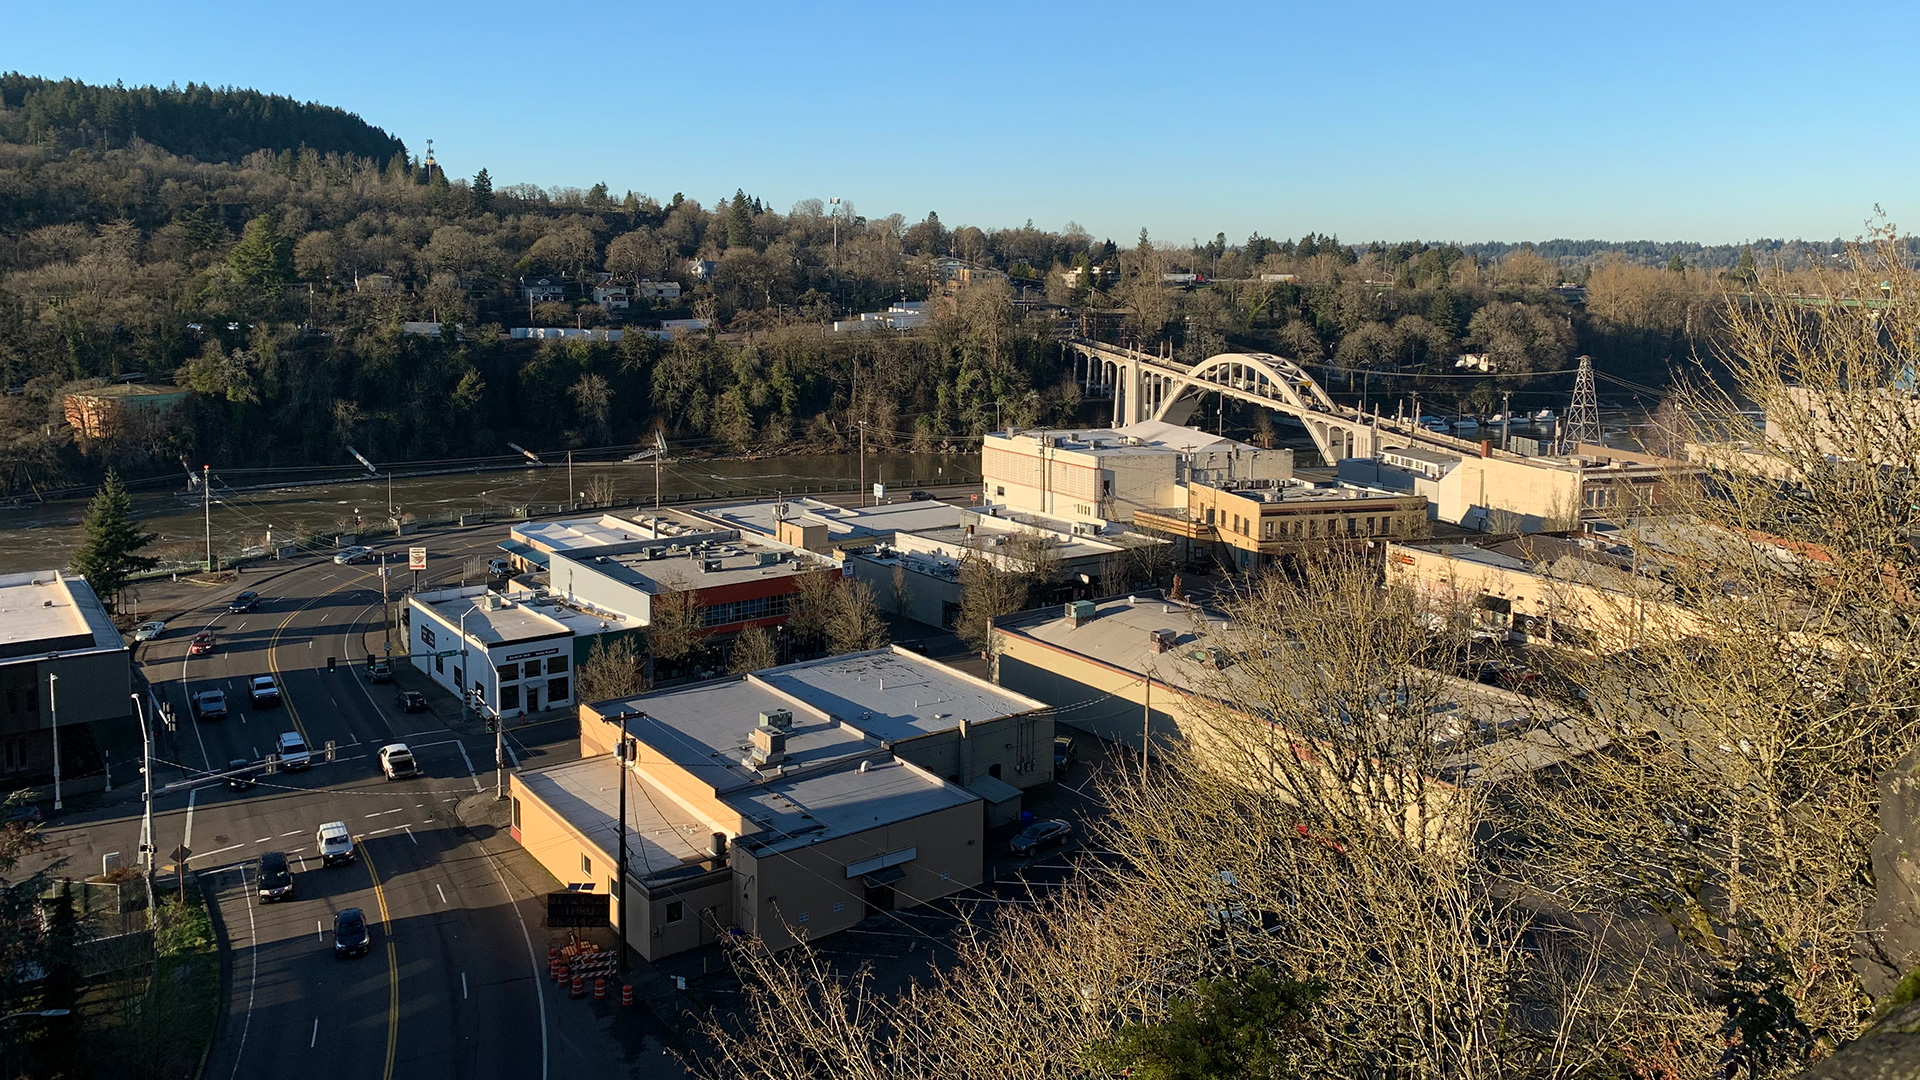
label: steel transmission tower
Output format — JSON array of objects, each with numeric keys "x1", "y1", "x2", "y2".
[{"x1": 1563, "y1": 355, "x2": 1601, "y2": 450}]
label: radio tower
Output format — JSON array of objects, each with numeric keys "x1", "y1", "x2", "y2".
[{"x1": 1562, "y1": 354, "x2": 1601, "y2": 451}]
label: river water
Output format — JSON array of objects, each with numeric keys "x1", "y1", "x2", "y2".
[{"x1": 0, "y1": 451, "x2": 977, "y2": 575}]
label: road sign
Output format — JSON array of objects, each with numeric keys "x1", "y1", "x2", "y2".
[
  {"x1": 546, "y1": 890, "x2": 610, "y2": 928},
  {"x1": 169, "y1": 845, "x2": 191, "y2": 864},
  {"x1": 872, "y1": 483, "x2": 886, "y2": 501},
  {"x1": 409, "y1": 547, "x2": 428, "y2": 571}
]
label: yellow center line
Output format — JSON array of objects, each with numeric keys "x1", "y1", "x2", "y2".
[
  {"x1": 265, "y1": 572, "x2": 372, "y2": 746},
  {"x1": 360, "y1": 840, "x2": 401, "y2": 1080}
]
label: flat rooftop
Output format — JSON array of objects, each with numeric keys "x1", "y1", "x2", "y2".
[
  {"x1": 991, "y1": 419, "x2": 1266, "y2": 458},
  {"x1": 588, "y1": 647, "x2": 1045, "y2": 793},
  {"x1": 697, "y1": 497, "x2": 965, "y2": 543},
  {"x1": 727, "y1": 756, "x2": 977, "y2": 856},
  {"x1": 565, "y1": 537, "x2": 834, "y2": 594},
  {"x1": 515, "y1": 755, "x2": 719, "y2": 879},
  {"x1": 411, "y1": 586, "x2": 620, "y2": 646},
  {"x1": 900, "y1": 522, "x2": 1124, "y2": 563},
  {"x1": 1203, "y1": 479, "x2": 1418, "y2": 505},
  {"x1": 0, "y1": 571, "x2": 124, "y2": 662},
  {"x1": 512, "y1": 511, "x2": 722, "y2": 555}
]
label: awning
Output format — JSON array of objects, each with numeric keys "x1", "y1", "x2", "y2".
[
  {"x1": 966, "y1": 774, "x2": 1022, "y2": 806},
  {"x1": 497, "y1": 539, "x2": 550, "y2": 568},
  {"x1": 861, "y1": 866, "x2": 907, "y2": 888}
]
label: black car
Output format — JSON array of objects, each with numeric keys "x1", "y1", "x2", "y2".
[
  {"x1": 334, "y1": 907, "x2": 370, "y2": 958},
  {"x1": 366, "y1": 658, "x2": 393, "y2": 684},
  {"x1": 395, "y1": 690, "x2": 428, "y2": 713},
  {"x1": 1052, "y1": 736, "x2": 1076, "y2": 775},
  {"x1": 258, "y1": 852, "x2": 294, "y2": 902},
  {"x1": 226, "y1": 758, "x2": 255, "y2": 791},
  {"x1": 908, "y1": 490, "x2": 934, "y2": 501},
  {"x1": 1010, "y1": 818, "x2": 1074, "y2": 857},
  {"x1": 228, "y1": 591, "x2": 260, "y2": 613}
]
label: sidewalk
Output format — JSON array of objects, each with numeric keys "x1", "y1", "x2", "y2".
[{"x1": 453, "y1": 792, "x2": 695, "y2": 1079}]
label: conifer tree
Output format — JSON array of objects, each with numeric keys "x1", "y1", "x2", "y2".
[
  {"x1": 68, "y1": 470, "x2": 157, "y2": 610},
  {"x1": 228, "y1": 215, "x2": 294, "y2": 291},
  {"x1": 471, "y1": 167, "x2": 493, "y2": 212}
]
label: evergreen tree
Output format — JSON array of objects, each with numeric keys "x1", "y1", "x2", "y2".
[
  {"x1": 471, "y1": 167, "x2": 493, "y2": 212},
  {"x1": 725, "y1": 189, "x2": 754, "y2": 248},
  {"x1": 68, "y1": 470, "x2": 157, "y2": 610},
  {"x1": 228, "y1": 215, "x2": 294, "y2": 292},
  {"x1": 1667, "y1": 253, "x2": 1686, "y2": 273}
]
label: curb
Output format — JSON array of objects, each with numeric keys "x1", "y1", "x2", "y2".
[{"x1": 191, "y1": 871, "x2": 226, "y2": 1080}]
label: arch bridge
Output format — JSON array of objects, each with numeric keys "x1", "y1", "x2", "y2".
[{"x1": 1063, "y1": 336, "x2": 1476, "y2": 463}]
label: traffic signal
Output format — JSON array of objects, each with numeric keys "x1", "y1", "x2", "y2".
[
  {"x1": 327, "y1": 656, "x2": 337, "y2": 673},
  {"x1": 486, "y1": 717, "x2": 497, "y2": 734}
]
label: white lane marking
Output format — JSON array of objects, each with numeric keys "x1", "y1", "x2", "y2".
[
  {"x1": 225, "y1": 867, "x2": 258, "y2": 1080},
  {"x1": 380, "y1": 808, "x2": 402, "y2": 815},
  {"x1": 253, "y1": 837, "x2": 270, "y2": 844},
  {"x1": 402, "y1": 825, "x2": 417, "y2": 846},
  {"x1": 454, "y1": 741, "x2": 482, "y2": 793},
  {"x1": 436, "y1": 884, "x2": 447, "y2": 906},
  {"x1": 184, "y1": 788, "x2": 197, "y2": 857},
  {"x1": 368, "y1": 827, "x2": 392, "y2": 836},
  {"x1": 251, "y1": 746, "x2": 259, "y2": 759},
  {"x1": 316, "y1": 920, "x2": 323, "y2": 942},
  {"x1": 363, "y1": 812, "x2": 386, "y2": 819},
  {"x1": 461, "y1": 972, "x2": 468, "y2": 1000},
  {"x1": 281, "y1": 830, "x2": 302, "y2": 837},
  {"x1": 310, "y1": 1018, "x2": 318, "y2": 1048},
  {"x1": 485, "y1": 852, "x2": 547, "y2": 1080}
]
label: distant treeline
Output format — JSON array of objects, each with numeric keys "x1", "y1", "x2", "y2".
[{"x1": 0, "y1": 73, "x2": 405, "y2": 165}]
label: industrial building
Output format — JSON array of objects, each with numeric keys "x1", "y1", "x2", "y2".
[
  {"x1": 980, "y1": 420, "x2": 1292, "y2": 526},
  {"x1": 508, "y1": 648, "x2": 1049, "y2": 959}
]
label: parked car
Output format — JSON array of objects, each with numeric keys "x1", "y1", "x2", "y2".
[
  {"x1": 133, "y1": 621, "x2": 167, "y2": 642},
  {"x1": 276, "y1": 731, "x2": 311, "y2": 771},
  {"x1": 226, "y1": 758, "x2": 255, "y2": 791},
  {"x1": 1052, "y1": 736, "x2": 1076, "y2": 775},
  {"x1": 334, "y1": 907, "x2": 370, "y2": 958},
  {"x1": 378, "y1": 743, "x2": 419, "y2": 781},
  {"x1": 317, "y1": 821, "x2": 355, "y2": 866},
  {"x1": 189, "y1": 631, "x2": 216, "y2": 655},
  {"x1": 395, "y1": 690, "x2": 428, "y2": 714},
  {"x1": 195, "y1": 690, "x2": 228, "y2": 721},
  {"x1": 487, "y1": 557, "x2": 512, "y2": 576},
  {"x1": 365, "y1": 658, "x2": 393, "y2": 683},
  {"x1": 1010, "y1": 818, "x2": 1075, "y2": 857},
  {"x1": 249, "y1": 676, "x2": 280, "y2": 707},
  {"x1": 257, "y1": 851, "x2": 294, "y2": 902},
  {"x1": 228, "y1": 591, "x2": 259, "y2": 613},
  {"x1": 2, "y1": 803, "x2": 42, "y2": 827},
  {"x1": 333, "y1": 546, "x2": 374, "y2": 565}
]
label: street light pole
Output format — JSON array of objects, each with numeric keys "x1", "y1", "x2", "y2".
[
  {"x1": 47, "y1": 673, "x2": 60, "y2": 811},
  {"x1": 130, "y1": 692, "x2": 155, "y2": 925},
  {"x1": 616, "y1": 711, "x2": 633, "y2": 974},
  {"x1": 202, "y1": 464, "x2": 212, "y2": 572}
]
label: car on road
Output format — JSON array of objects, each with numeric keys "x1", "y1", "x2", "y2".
[
  {"x1": 365, "y1": 658, "x2": 393, "y2": 683},
  {"x1": 2, "y1": 803, "x2": 42, "y2": 827},
  {"x1": 333, "y1": 907, "x2": 370, "y2": 958},
  {"x1": 257, "y1": 852, "x2": 294, "y2": 902},
  {"x1": 317, "y1": 821, "x2": 355, "y2": 866},
  {"x1": 133, "y1": 621, "x2": 167, "y2": 642},
  {"x1": 333, "y1": 545, "x2": 374, "y2": 565},
  {"x1": 195, "y1": 690, "x2": 228, "y2": 721},
  {"x1": 1009, "y1": 818, "x2": 1075, "y2": 857},
  {"x1": 276, "y1": 731, "x2": 311, "y2": 771},
  {"x1": 226, "y1": 758, "x2": 256, "y2": 791},
  {"x1": 188, "y1": 631, "x2": 216, "y2": 655},
  {"x1": 378, "y1": 743, "x2": 419, "y2": 780},
  {"x1": 908, "y1": 490, "x2": 935, "y2": 501},
  {"x1": 1053, "y1": 736, "x2": 1076, "y2": 776},
  {"x1": 395, "y1": 690, "x2": 428, "y2": 713},
  {"x1": 228, "y1": 591, "x2": 260, "y2": 613},
  {"x1": 487, "y1": 557, "x2": 512, "y2": 576},
  {"x1": 248, "y1": 676, "x2": 280, "y2": 707}
]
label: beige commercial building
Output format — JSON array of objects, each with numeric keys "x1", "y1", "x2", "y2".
[
  {"x1": 981, "y1": 419, "x2": 1292, "y2": 526},
  {"x1": 1133, "y1": 478, "x2": 1428, "y2": 572},
  {"x1": 0, "y1": 571, "x2": 132, "y2": 788},
  {"x1": 1338, "y1": 442, "x2": 1696, "y2": 532},
  {"x1": 510, "y1": 648, "x2": 1050, "y2": 959}
]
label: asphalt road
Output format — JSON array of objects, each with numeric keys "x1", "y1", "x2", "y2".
[{"x1": 71, "y1": 528, "x2": 576, "y2": 1080}]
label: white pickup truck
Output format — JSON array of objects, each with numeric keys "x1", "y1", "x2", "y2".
[{"x1": 276, "y1": 731, "x2": 311, "y2": 771}]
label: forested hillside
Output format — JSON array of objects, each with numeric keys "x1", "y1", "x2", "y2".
[{"x1": 0, "y1": 75, "x2": 1833, "y2": 497}]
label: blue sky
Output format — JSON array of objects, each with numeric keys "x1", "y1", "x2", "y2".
[{"x1": 7, "y1": 0, "x2": 1914, "y2": 246}]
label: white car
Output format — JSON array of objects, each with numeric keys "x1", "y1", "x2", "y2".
[
  {"x1": 133, "y1": 621, "x2": 167, "y2": 642},
  {"x1": 378, "y1": 743, "x2": 419, "y2": 780},
  {"x1": 249, "y1": 676, "x2": 281, "y2": 707},
  {"x1": 276, "y1": 731, "x2": 312, "y2": 771},
  {"x1": 333, "y1": 546, "x2": 374, "y2": 565},
  {"x1": 317, "y1": 821, "x2": 355, "y2": 866}
]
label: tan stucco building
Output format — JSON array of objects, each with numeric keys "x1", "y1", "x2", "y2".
[
  {"x1": 981, "y1": 420, "x2": 1292, "y2": 526},
  {"x1": 1339, "y1": 443, "x2": 1696, "y2": 532},
  {"x1": 510, "y1": 648, "x2": 1050, "y2": 959},
  {"x1": 1133, "y1": 478, "x2": 1428, "y2": 572}
]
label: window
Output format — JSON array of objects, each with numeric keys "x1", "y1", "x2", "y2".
[
  {"x1": 511, "y1": 798, "x2": 521, "y2": 829},
  {"x1": 1346, "y1": 517, "x2": 1358, "y2": 536},
  {"x1": 501, "y1": 685, "x2": 521, "y2": 710},
  {"x1": 832, "y1": 901, "x2": 845, "y2": 913},
  {"x1": 421, "y1": 626, "x2": 437, "y2": 647},
  {"x1": 497, "y1": 662, "x2": 519, "y2": 682},
  {"x1": 609, "y1": 877, "x2": 617, "y2": 897},
  {"x1": 453, "y1": 667, "x2": 464, "y2": 691},
  {"x1": 435, "y1": 655, "x2": 445, "y2": 674},
  {"x1": 665, "y1": 900, "x2": 685, "y2": 924},
  {"x1": 581, "y1": 854, "x2": 592, "y2": 875},
  {"x1": 548, "y1": 676, "x2": 569, "y2": 702},
  {"x1": 546, "y1": 656, "x2": 568, "y2": 675},
  {"x1": 994, "y1": 486, "x2": 1006, "y2": 497}
]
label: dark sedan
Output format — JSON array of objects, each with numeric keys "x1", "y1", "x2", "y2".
[
  {"x1": 395, "y1": 690, "x2": 428, "y2": 713},
  {"x1": 1010, "y1": 818, "x2": 1074, "y2": 857},
  {"x1": 334, "y1": 907, "x2": 370, "y2": 958}
]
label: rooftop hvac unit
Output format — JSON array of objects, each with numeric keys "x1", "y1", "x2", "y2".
[
  {"x1": 644, "y1": 546, "x2": 663, "y2": 560},
  {"x1": 1150, "y1": 628, "x2": 1177, "y2": 654},
  {"x1": 759, "y1": 708, "x2": 793, "y2": 730},
  {"x1": 1066, "y1": 599, "x2": 1096, "y2": 627},
  {"x1": 759, "y1": 551, "x2": 779, "y2": 566},
  {"x1": 702, "y1": 557, "x2": 722, "y2": 573},
  {"x1": 748, "y1": 724, "x2": 789, "y2": 767}
]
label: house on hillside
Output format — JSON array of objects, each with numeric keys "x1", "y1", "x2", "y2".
[{"x1": 520, "y1": 275, "x2": 567, "y2": 303}]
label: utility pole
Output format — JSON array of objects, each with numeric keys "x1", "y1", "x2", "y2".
[
  {"x1": 567, "y1": 450, "x2": 574, "y2": 508},
  {"x1": 616, "y1": 712, "x2": 633, "y2": 974},
  {"x1": 131, "y1": 692, "x2": 155, "y2": 926},
  {"x1": 202, "y1": 464, "x2": 212, "y2": 572},
  {"x1": 1501, "y1": 390, "x2": 1513, "y2": 452},
  {"x1": 47, "y1": 674, "x2": 60, "y2": 811},
  {"x1": 494, "y1": 700, "x2": 506, "y2": 800},
  {"x1": 858, "y1": 421, "x2": 867, "y2": 506},
  {"x1": 653, "y1": 431, "x2": 665, "y2": 509},
  {"x1": 380, "y1": 553, "x2": 390, "y2": 654}
]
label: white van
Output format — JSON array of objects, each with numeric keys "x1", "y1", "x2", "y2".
[
  {"x1": 277, "y1": 731, "x2": 312, "y2": 771},
  {"x1": 317, "y1": 821, "x2": 355, "y2": 866}
]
